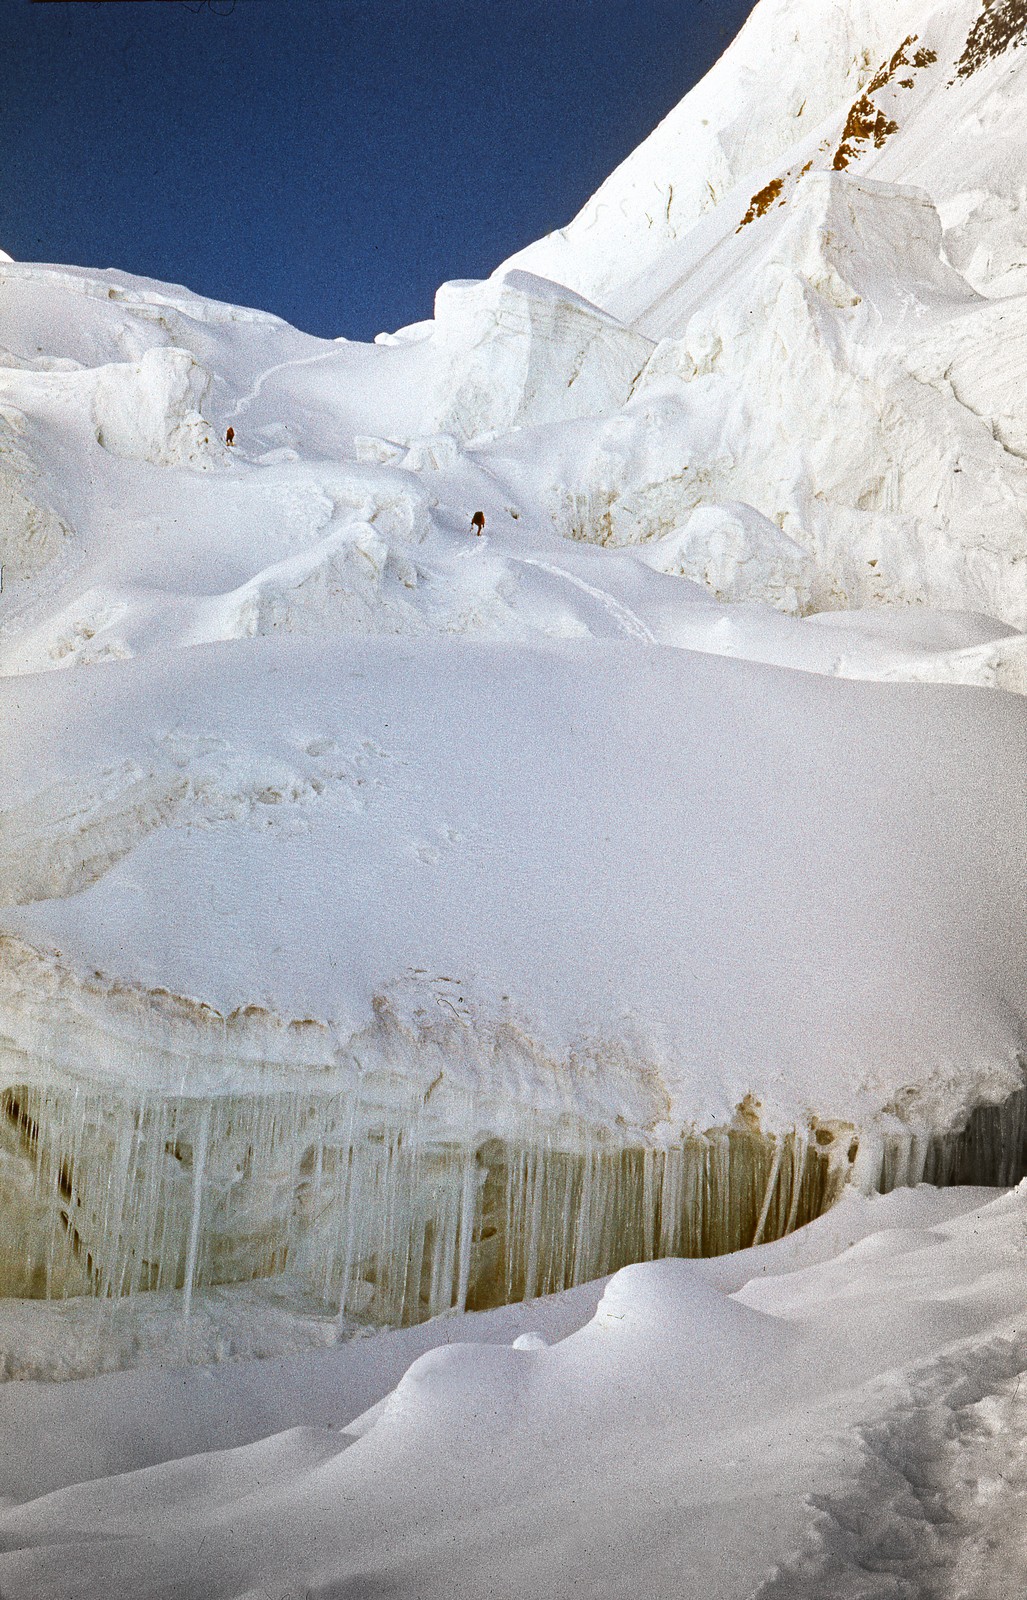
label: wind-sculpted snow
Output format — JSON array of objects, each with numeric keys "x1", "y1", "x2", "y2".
[{"x1": 1, "y1": 1186, "x2": 1026, "y2": 1598}]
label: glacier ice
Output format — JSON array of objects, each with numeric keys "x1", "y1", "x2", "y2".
[
  {"x1": 91, "y1": 347, "x2": 222, "y2": 470},
  {"x1": 424, "y1": 271, "x2": 654, "y2": 445},
  {"x1": 4, "y1": 1055, "x2": 1025, "y2": 1327},
  {"x1": 0, "y1": 1069, "x2": 858, "y2": 1324},
  {"x1": 13, "y1": 1, "x2": 1027, "y2": 1592}
]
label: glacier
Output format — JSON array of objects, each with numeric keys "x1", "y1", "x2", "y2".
[
  {"x1": 9, "y1": 0, "x2": 1027, "y2": 1592},
  {"x1": 5, "y1": 0, "x2": 1027, "y2": 1352}
]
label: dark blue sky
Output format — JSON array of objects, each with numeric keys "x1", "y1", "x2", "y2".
[{"x1": 3, "y1": 0, "x2": 753, "y2": 341}]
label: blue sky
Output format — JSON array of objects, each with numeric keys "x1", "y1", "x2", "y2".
[{"x1": 3, "y1": 0, "x2": 753, "y2": 341}]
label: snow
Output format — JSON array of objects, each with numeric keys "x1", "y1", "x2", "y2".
[
  {"x1": 424, "y1": 270, "x2": 654, "y2": 442},
  {"x1": 2, "y1": 0, "x2": 1026, "y2": 1259},
  {"x1": 0, "y1": 1182, "x2": 1025, "y2": 1597},
  {"x1": 1, "y1": 636, "x2": 1026, "y2": 1139},
  {"x1": 7, "y1": 0, "x2": 1027, "y2": 1585},
  {"x1": 2, "y1": 636, "x2": 1026, "y2": 1313}
]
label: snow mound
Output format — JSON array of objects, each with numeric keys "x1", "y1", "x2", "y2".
[
  {"x1": 3, "y1": 1186, "x2": 1027, "y2": 1598},
  {"x1": 637, "y1": 502, "x2": 814, "y2": 612}
]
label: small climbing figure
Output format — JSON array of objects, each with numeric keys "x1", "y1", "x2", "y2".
[
  {"x1": 470, "y1": 510, "x2": 485, "y2": 536},
  {"x1": 226, "y1": 426, "x2": 235, "y2": 447}
]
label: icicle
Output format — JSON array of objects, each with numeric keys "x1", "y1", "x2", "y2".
[
  {"x1": 784, "y1": 1129, "x2": 807, "y2": 1236},
  {"x1": 14, "y1": 1052, "x2": 1027, "y2": 1331},
  {"x1": 181, "y1": 1100, "x2": 210, "y2": 1320},
  {"x1": 455, "y1": 1151, "x2": 477, "y2": 1314},
  {"x1": 751, "y1": 1136, "x2": 784, "y2": 1248}
]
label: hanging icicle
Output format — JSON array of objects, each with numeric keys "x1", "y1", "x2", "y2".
[{"x1": 6, "y1": 1056, "x2": 1025, "y2": 1328}]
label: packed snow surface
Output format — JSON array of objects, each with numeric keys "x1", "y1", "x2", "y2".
[
  {"x1": 1, "y1": 1182, "x2": 1026, "y2": 1598},
  {"x1": 1, "y1": 638, "x2": 1025, "y2": 1138}
]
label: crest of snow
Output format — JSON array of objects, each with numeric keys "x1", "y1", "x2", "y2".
[
  {"x1": 91, "y1": 347, "x2": 222, "y2": 469},
  {"x1": 423, "y1": 270, "x2": 653, "y2": 443}
]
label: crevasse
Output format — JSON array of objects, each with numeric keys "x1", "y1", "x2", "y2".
[{"x1": 0, "y1": 1070, "x2": 850, "y2": 1322}]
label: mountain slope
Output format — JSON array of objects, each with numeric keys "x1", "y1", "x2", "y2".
[{"x1": 3, "y1": 0, "x2": 1027, "y2": 1320}]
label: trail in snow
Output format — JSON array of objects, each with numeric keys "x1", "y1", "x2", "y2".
[
  {"x1": 760, "y1": 1330, "x2": 1027, "y2": 1598},
  {"x1": 516, "y1": 557, "x2": 659, "y2": 641},
  {"x1": 223, "y1": 346, "x2": 345, "y2": 426}
]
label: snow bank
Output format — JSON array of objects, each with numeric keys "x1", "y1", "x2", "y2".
[{"x1": 1, "y1": 639, "x2": 1023, "y2": 1139}]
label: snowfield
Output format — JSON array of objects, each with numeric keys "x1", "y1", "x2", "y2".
[{"x1": 5, "y1": 0, "x2": 1027, "y2": 1589}]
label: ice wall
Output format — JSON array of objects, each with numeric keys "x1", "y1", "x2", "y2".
[
  {"x1": 5, "y1": 1059, "x2": 1024, "y2": 1328},
  {"x1": 424, "y1": 272, "x2": 653, "y2": 444},
  {"x1": 0, "y1": 1067, "x2": 852, "y2": 1325},
  {"x1": 874, "y1": 1067, "x2": 1027, "y2": 1192}
]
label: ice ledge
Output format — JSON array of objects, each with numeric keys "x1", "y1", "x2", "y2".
[
  {"x1": 1, "y1": 933, "x2": 1025, "y2": 1325},
  {"x1": 423, "y1": 269, "x2": 654, "y2": 443}
]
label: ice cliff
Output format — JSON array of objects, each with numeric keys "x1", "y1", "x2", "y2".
[{"x1": 4, "y1": 0, "x2": 1027, "y2": 1323}]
